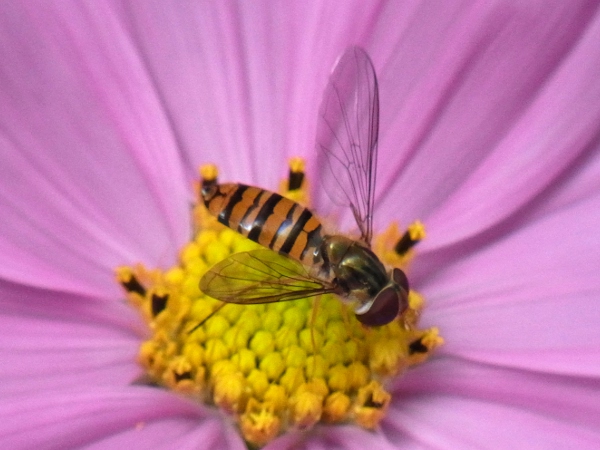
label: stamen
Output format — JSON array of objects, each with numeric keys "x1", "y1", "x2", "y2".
[
  {"x1": 200, "y1": 163, "x2": 219, "y2": 191},
  {"x1": 151, "y1": 291, "x2": 169, "y2": 317},
  {"x1": 116, "y1": 267, "x2": 146, "y2": 296},
  {"x1": 353, "y1": 381, "x2": 391, "y2": 429},
  {"x1": 287, "y1": 156, "x2": 305, "y2": 191},
  {"x1": 118, "y1": 162, "x2": 442, "y2": 446},
  {"x1": 394, "y1": 221, "x2": 426, "y2": 256}
]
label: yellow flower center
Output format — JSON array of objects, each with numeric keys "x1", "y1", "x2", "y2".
[{"x1": 117, "y1": 159, "x2": 443, "y2": 447}]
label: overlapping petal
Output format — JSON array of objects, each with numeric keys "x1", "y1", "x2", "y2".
[
  {"x1": 421, "y1": 5, "x2": 600, "y2": 249},
  {"x1": 387, "y1": 357, "x2": 600, "y2": 447},
  {"x1": 0, "y1": 281, "x2": 139, "y2": 399},
  {"x1": 0, "y1": 2, "x2": 190, "y2": 298},
  {"x1": 415, "y1": 179, "x2": 600, "y2": 375},
  {"x1": 0, "y1": 387, "x2": 243, "y2": 450}
]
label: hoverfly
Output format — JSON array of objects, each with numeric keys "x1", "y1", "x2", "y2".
[{"x1": 200, "y1": 47, "x2": 409, "y2": 327}]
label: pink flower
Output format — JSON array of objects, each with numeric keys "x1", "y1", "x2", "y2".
[{"x1": 1, "y1": 1, "x2": 600, "y2": 448}]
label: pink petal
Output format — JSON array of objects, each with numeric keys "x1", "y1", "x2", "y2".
[
  {"x1": 0, "y1": 280, "x2": 140, "y2": 397},
  {"x1": 417, "y1": 188, "x2": 600, "y2": 375},
  {"x1": 411, "y1": 5, "x2": 600, "y2": 248},
  {"x1": 113, "y1": 2, "x2": 401, "y2": 189},
  {"x1": 384, "y1": 392, "x2": 600, "y2": 448},
  {"x1": 385, "y1": 357, "x2": 600, "y2": 447},
  {"x1": 393, "y1": 357, "x2": 600, "y2": 432},
  {"x1": 0, "y1": 3, "x2": 191, "y2": 297},
  {"x1": 265, "y1": 425, "x2": 397, "y2": 450},
  {"x1": 0, "y1": 387, "x2": 244, "y2": 450}
]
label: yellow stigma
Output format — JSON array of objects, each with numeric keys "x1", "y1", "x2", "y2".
[
  {"x1": 117, "y1": 157, "x2": 443, "y2": 447},
  {"x1": 288, "y1": 156, "x2": 305, "y2": 174},
  {"x1": 200, "y1": 163, "x2": 219, "y2": 182}
]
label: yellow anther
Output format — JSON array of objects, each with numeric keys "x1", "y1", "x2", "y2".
[
  {"x1": 282, "y1": 306, "x2": 307, "y2": 331},
  {"x1": 246, "y1": 369, "x2": 270, "y2": 399},
  {"x1": 343, "y1": 339, "x2": 367, "y2": 363},
  {"x1": 327, "y1": 364, "x2": 350, "y2": 392},
  {"x1": 164, "y1": 267, "x2": 185, "y2": 285},
  {"x1": 138, "y1": 340, "x2": 163, "y2": 373},
  {"x1": 162, "y1": 355, "x2": 204, "y2": 395},
  {"x1": 222, "y1": 326, "x2": 251, "y2": 352},
  {"x1": 230, "y1": 348, "x2": 256, "y2": 375},
  {"x1": 282, "y1": 345, "x2": 307, "y2": 368},
  {"x1": 214, "y1": 371, "x2": 246, "y2": 413},
  {"x1": 289, "y1": 390, "x2": 323, "y2": 428},
  {"x1": 325, "y1": 320, "x2": 349, "y2": 342},
  {"x1": 184, "y1": 258, "x2": 205, "y2": 276},
  {"x1": 289, "y1": 156, "x2": 305, "y2": 174},
  {"x1": 305, "y1": 355, "x2": 328, "y2": 379},
  {"x1": 262, "y1": 309, "x2": 283, "y2": 332},
  {"x1": 259, "y1": 352, "x2": 285, "y2": 381},
  {"x1": 408, "y1": 290, "x2": 424, "y2": 310},
  {"x1": 299, "y1": 328, "x2": 324, "y2": 353},
  {"x1": 250, "y1": 330, "x2": 275, "y2": 357},
  {"x1": 301, "y1": 378, "x2": 329, "y2": 398},
  {"x1": 210, "y1": 359, "x2": 238, "y2": 380},
  {"x1": 147, "y1": 287, "x2": 169, "y2": 319},
  {"x1": 220, "y1": 303, "x2": 243, "y2": 324},
  {"x1": 279, "y1": 366, "x2": 306, "y2": 394},
  {"x1": 204, "y1": 315, "x2": 229, "y2": 339},
  {"x1": 323, "y1": 391, "x2": 351, "y2": 423},
  {"x1": 408, "y1": 327, "x2": 444, "y2": 365},
  {"x1": 320, "y1": 341, "x2": 345, "y2": 366},
  {"x1": 162, "y1": 356, "x2": 191, "y2": 384},
  {"x1": 181, "y1": 342, "x2": 204, "y2": 367},
  {"x1": 408, "y1": 220, "x2": 426, "y2": 241},
  {"x1": 287, "y1": 157, "x2": 306, "y2": 192},
  {"x1": 115, "y1": 265, "x2": 133, "y2": 282},
  {"x1": 217, "y1": 227, "x2": 238, "y2": 248},
  {"x1": 204, "y1": 338, "x2": 230, "y2": 366},
  {"x1": 181, "y1": 275, "x2": 202, "y2": 298},
  {"x1": 274, "y1": 326, "x2": 299, "y2": 350},
  {"x1": 195, "y1": 229, "x2": 219, "y2": 248},
  {"x1": 369, "y1": 336, "x2": 404, "y2": 376},
  {"x1": 354, "y1": 381, "x2": 391, "y2": 429},
  {"x1": 232, "y1": 237, "x2": 261, "y2": 253},
  {"x1": 237, "y1": 310, "x2": 261, "y2": 335},
  {"x1": 180, "y1": 242, "x2": 201, "y2": 264},
  {"x1": 200, "y1": 163, "x2": 218, "y2": 182},
  {"x1": 204, "y1": 240, "x2": 231, "y2": 266},
  {"x1": 240, "y1": 399, "x2": 281, "y2": 447},
  {"x1": 393, "y1": 220, "x2": 426, "y2": 257},
  {"x1": 263, "y1": 384, "x2": 287, "y2": 412},
  {"x1": 116, "y1": 266, "x2": 146, "y2": 299},
  {"x1": 347, "y1": 361, "x2": 369, "y2": 391}
]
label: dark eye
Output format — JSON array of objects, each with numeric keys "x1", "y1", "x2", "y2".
[
  {"x1": 392, "y1": 268, "x2": 409, "y2": 292},
  {"x1": 355, "y1": 286, "x2": 400, "y2": 327}
]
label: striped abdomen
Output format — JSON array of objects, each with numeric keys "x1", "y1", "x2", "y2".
[{"x1": 203, "y1": 183, "x2": 325, "y2": 266}]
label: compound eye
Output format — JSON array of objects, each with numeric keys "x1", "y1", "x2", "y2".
[
  {"x1": 356, "y1": 286, "x2": 400, "y2": 327},
  {"x1": 392, "y1": 268, "x2": 409, "y2": 293}
]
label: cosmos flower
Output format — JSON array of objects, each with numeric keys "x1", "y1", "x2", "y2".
[{"x1": 1, "y1": 1, "x2": 600, "y2": 449}]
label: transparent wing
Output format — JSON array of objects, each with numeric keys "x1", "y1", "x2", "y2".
[
  {"x1": 200, "y1": 250, "x2": 336, "y2": 304},
  {"x1": 316, "y1": 46, "x2": 379, "y2": 245}
]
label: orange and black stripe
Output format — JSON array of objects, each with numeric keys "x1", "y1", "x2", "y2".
[{"x1": 203, "y1": 183, "x2": 324, "y2": 265}]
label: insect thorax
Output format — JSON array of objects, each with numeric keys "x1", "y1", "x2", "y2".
[{"x1": 321, "y1": 235, "x2": 389, "y2": 304}]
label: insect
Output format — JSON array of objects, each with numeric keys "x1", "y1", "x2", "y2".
[{"x1": 200, "y1": 47, "x2": 409, "y2": 326}]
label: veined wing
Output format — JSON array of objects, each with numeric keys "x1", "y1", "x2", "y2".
[
  {"x1": 316, "y1": 46, "x2": 379, "y2": 246},
  {"x1": 200, "y1": 250, "x2": 336, "y2": 304}
]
